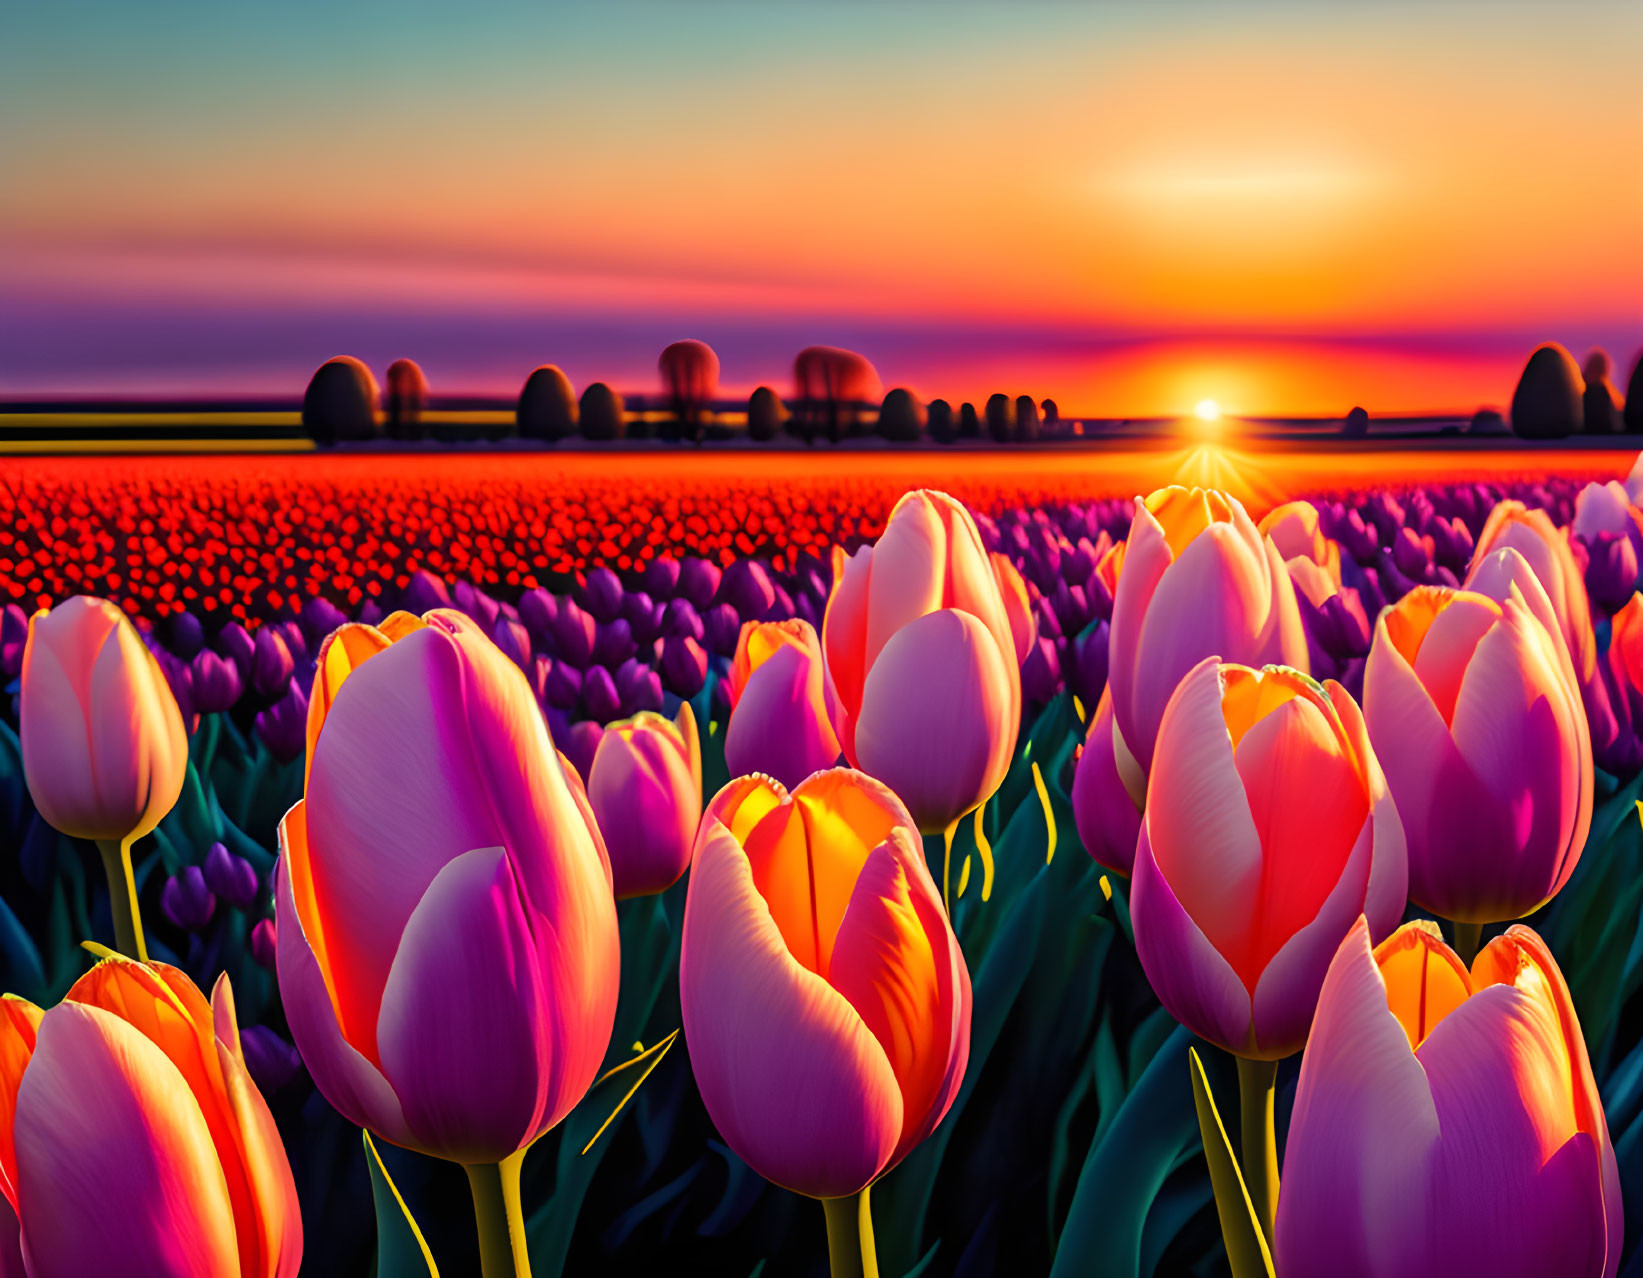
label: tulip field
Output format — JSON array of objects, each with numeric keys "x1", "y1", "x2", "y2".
[{"x1": 5, "y1": 447, "x2": 1643, "y2": 1277}]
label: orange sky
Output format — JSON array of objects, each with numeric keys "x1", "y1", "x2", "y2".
[{"x1": 2, "y1": 3, "x2": 1640, "y2": 413}]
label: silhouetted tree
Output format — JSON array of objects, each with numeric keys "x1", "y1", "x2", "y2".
[
  {"x1": 660, "y1": 339, "x2": 720, "y2": 444},
  {"x1": 1014, "y1": 395, "x2": 1040, "y2": 442},
  {"x1": 579, "y1": 382, "x2": 626, "y2": 441},
  {"x1": 959, "y1": 401, "x2": 980, "y2": 440},
  {"x1": 517, "y1": 366, "x2": 578, "y2": 442},
  {"x1": 383, "y1": 359, "x2": 429, "y2": 441},
  {"x1": 303, "y1": 356, "x2": 379, "y2": 445},
  {"x1": 1583, "y1": 350, "x2": 1621, "y2": 433},
  {"x1": 1469, "y1": 408, "x2": 1510, "y2": 435},
  {"x1": 1342, "y1": 406, "x2": 1370, "y2": 439},
  {"x1": 877, "y1": 388, "x2": 925, "y2": 443},
  {"x1": 1627, "y1": 350, "x2": 1643, "y2": 434},
  {"x1": 984, "y1": 394, "x2": 1012, "y2": 443},
  {"x1": 1510, "y1": 343, "x2": 1583, "y2": 439},
  {"x1": 793, "y1": 346, "x2": 880, "y2": 444},
  {"x1": 928, "y1": 398, "x2": 956, "y2": 444},
  {"x1": 747, "y1": 386, "x2": 785, "y2": 442},
  {"x1": 1041, "y1": 399, "x2": 1059, "y2": 426}
]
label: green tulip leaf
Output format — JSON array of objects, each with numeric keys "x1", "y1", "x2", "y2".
[
  {"x1": 1187, "y1": 1047, "x2": 1275, "y2": 1278},
  {"x1": 364, "y1": 1130, "x2": 440, "y2": 1278}
]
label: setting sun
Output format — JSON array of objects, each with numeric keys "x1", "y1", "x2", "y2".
[{"x1": 1195, "y1": 399, "x2": 1222, "y2": 422}]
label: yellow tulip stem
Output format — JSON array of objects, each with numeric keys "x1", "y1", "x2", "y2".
[
  {"x1": 821, "y1": 1188, "x2": 879, "y2": 1278},
  {"x1": 1235, "y1": 1056, "x2": 1279, "y2": 1248},
  {"x1": 94, "y1": 837, "x2": 148, "y2": 962},
  {"x1": 1452, "y1": 920, "x2": 1483, "y2": 969},
  {"x1": 466, "y1": 1150, "x2": 532, "y2": 1278}
]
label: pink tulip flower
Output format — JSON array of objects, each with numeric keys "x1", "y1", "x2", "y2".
[
  {"x1": 1132, "y1": 659, "x2": 1405, "y2": 1058},
  {"x1": 1362, "y1": 580, "x2": 1591, "y2": 924},
  {"x1": 1276, "y1": 918, "x2": 1620, "y2": 1278},
  {"x1": 989, "y1": 552, "x2": 1036, "y2": 665},
  {"x1": 823, "y1": 490, "x2": 1019, "y2": 831},
  {"x1": 0, "y1": 958, "x2": 301, "y2": 1278},
  {"x1": 724, "y1": 619, "x2": 842, "y2": 789},
  {"x1": 276, "y1": 609, "x2": 619, "y2": 1165},
  {"x1": 20, "y1": 596, "x2": 188, "y2": 843},
  {"x1": 680, "y1": 769, "x2": 970, "y2": 1198},
  {"x1": 1076, "y1": 488, "x2": 1307, "y2": 873},
  {"x1": 588, "y1": 702, "x2": 702, "y2": 898},
  {"x1": 1467, "y1": 500, "x2": 1596, "y2": 685}
]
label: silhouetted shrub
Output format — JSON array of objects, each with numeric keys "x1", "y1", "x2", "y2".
[
  {"x1": 384, "y1": 359, "x2": 429, "y2": 441},
  {"x1": 1342, "y1": 406, "x2": 1369, "y2": 439},
  {"x1": 579, "y1": 382, "x2": 626, "y2": 441},
  {"x1": 1511, "y1": 343, "x2": 1583, "y2": 439},
  {"x1": 747, "y1": 386, "x2": 785, "y2": 442},
  {"x1": 302, "y1": 357, "x2": 379, "y2": 445},
  {"x1": 1583, "y1": 350, "x2": 1621, "y2": 434},
  {"x1": 985, "y1": 394, "x2": 1012, "y2": 443},
  {"x1": 1468, "y1": 408, "x2": 1510, "y2": 435},
  {"x1": 960, "y1": 401, "x2": 980, "y2": 439},
  {"x1": 1014, "y1": 395, "x2": 1040, "y2": 442},
  {"x1": 793, "y1": 346, "x2": 880, "y2": 443},
  {"x1": 877, "y1": 388, "x2": 926, "y2": 443},
  {"x1": 517, "y1": 365, "x2": 578, "y2": 441},
  {"x1": 928, "y1": 398, "x2": 956, "y2": 444},
  {"x1": 660, "y1": 339, "x2": 720, "y2": 444},
  {"x1": 1041, "y1": 399, "x2": 1059, "y2": 425}
]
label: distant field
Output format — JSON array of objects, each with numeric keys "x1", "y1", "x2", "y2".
[{"x1": 0, "y1": 443, "x2": 1631, "y2": 623}]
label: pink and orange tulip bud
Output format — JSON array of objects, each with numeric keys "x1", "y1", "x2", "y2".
[
  {"x1": 1132, "y1": 658, "x2": 1405, "y2": 1059},
  {"x1": 1362, "y1": 579, "x2": 1591, "y2": 924},
  {"x1": 822, "y1": 490, "x2": 1019, "y2": 832},
  {"x1": 587, "y1": 702, "x2": 702, "y2": 898},
  {"x1": 275, "y1": 609, "x2": 619, "y2": 1164},
  {"x1": 0, "y1": 958, "x2": 301, "y2": 1278},
  {"x1": 1277, "y1": 918, "x2": 1620, "y2": 1278},
  {"x1": 680, "y1": 770, "x2": 971, "y2": 1198},
  {"x1": 1079, "y1": 488, "x2": 1307, "y2": 873},
  {"x1": 19, "y1": 596, "x2": 188, "y2": 843},
  {"x1": 1109, "y1": 486, "x2": 1307, "y2": 782},
  {"x1": 1258, "y1": 500, "x2": 1341, "y2": 585},
  {"x1": 724, "y1": 619, "x2": 842, "y2": 789},
  {"x1": 1467, "y1": 499, "x2": 1597, "y2": 685}
]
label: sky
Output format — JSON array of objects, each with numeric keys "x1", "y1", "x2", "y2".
[{"x1": 2, "y1": 1, "x2": 1640, "y2": 415}]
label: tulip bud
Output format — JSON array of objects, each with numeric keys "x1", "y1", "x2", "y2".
[
  {"x1": 299, "y1": 597, "x2": 348, "y2": 646},
  {"x1": 214, "y1": 620, "x2": 256, "y2": 686},
  {"x1": 681, "y1": 770, "x2": 971, "y2": 1198},
  {"x1": 644, "y1": 556, "x2": 681, "y2": 600},
  {"x1": 252, "y1": 627, "x2": 295, "y2": 698},
  {"x1": 277, "y1": 609, "x2": 619, "y2": 1164},
  {"x1": 399, "y1": 569, "x2": 451, "y2": 616},
  {"x1": 518, "y1": 588, "x2": 559, "y2": 647},
  {"x1": 203, "y1": 841, "x2": 261, "y2": 911},
  {"x1": 724, "y1": 620, "x2": 841, "y2": 789},
  {"x1": 1277, "y1": 919, "x2": 1620, "y2": 1277},
  {"x1": 676, "y1": 557, "x2": 722, "y2": 611},
  {"x1": 0, "y1": 961, "x2": 302, "y2": 1277},
  {"x1": 1132, "y1": 659, "x2": 1405, "y2": 1058},
  {"x1": 823, "y1": 490, "x2": 1020, "y2": 832},
  {"x1": 254, "y1": 681, "x2": 309, "y2": 764},
  {"x1": 588, "y1": 704, "x2": 702, "y2": 898},
  {"x1": 582, "y1": 665, "x2": 622, "y2": 723},
  {"x1": 240, "y1": 1024, "x2": 304, "y2": 1096},
  {"x1": 161, "y1": 866, "x2": 217, "y2": 932},
  {"x1": 249, "y1": 917, "x2": 277, "y2": 969},
  {"x1": 0, "y1": 603, "x2": 28, "y2": 680},
  {"x1": 660, "y1": 634, "x2": 709, "y2": 698},
  {"x1": 190, "y1": 648, "x2": 244, "y2": 715},
  {"x1": 20, "y1": 597, "x2": 189, "y2": 845}
]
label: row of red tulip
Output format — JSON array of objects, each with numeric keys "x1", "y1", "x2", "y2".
[{"x1": 0, "y1": 482, "x2": 1622, "y2": 1276}]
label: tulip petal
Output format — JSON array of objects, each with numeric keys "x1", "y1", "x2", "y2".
[
  {"x1": 1131, "y1": 818, "x2": 1254, "y2": 1054},
  {"x1": 829, "y1": 839, "x2": 951, "y2": 1168},
  {"x1": 822, "y1": 545, "x2": 873, "y2": 761},
  {"x1": 1108, "y1": 499, "x2": 1177, "y2": 759},
  {"x1": 209, "y1": 976, "x2": 303, "y2": 1278},
  {"x1": 1448, "y1": 604, "x2": 1590, "y2": 916},
  {"x1": 376, "y1": 846, "x2": 560, "y2": 1164},
  {"x1": 681, "y1": 820, "x2": 902, "y2": 1198},
  {"x1": 14, "y1": 1003, "x2": 240, "y2": 1278},
  {"x1": 18, "y1": 631, "x2": 99, "y2": 838},
  {"x1": 273, "y1": 831, "x2": 417, "y2": 1150},
  {"x1": 853, "y1": 608, "x2": 1015, "y2": 832},
  {"x1": 89, "y1": 618, "x2": 187, "y2": 844},
  {"x1": 305, "y1": 623, "x2": 394, "y2": 781},
  {"x1": 1325, "y1": 683, "x2": 1407, "y2": 939},
  {"x1": 1143, "y1": 658, "x2": 1263, "y2": 965},
  {"x1": 1274, "y1": 920, "x2": 1438, "y2": 1278},
  {"x1": 1070, "y1": 690, "x2": 1143, "y2": 876},
  {"x1": 0, "y1": 998, "x2": 41, "y2": 1208}
]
